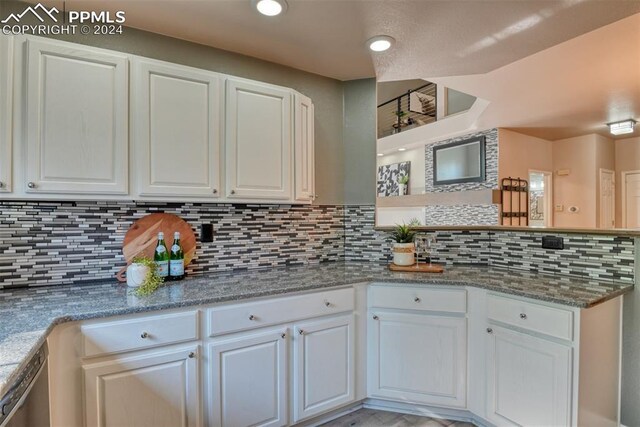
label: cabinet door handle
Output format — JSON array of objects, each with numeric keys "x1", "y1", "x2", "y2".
[
  {"x1": 486, "y1": 327, "x2": 493, "y2": 334},
  {"x1": 298, "y1": 329, "x2": 304, "y2": 335},
  {"x1": 414, "y1": 297, "x2": 421, "y2": 303},
  {"x1": 520, "y1": 313, "x2": 527, "y2": 320},
  {"x1": 230, "y1": 190, "x2": 236, "y2": 195},
  {"x1": 324, "y1": 301, "x2": 331, "y2": 307},
  {"x1": 372, "y1": 315, "x2": 379, "y2": 320},
  {"x1": 140, "y1": 332, "x2": 149, "y2": 339},
  {"x1": 213, "y1": 189, "x2": 218, "y2": 194},
  {"x1": 188, "y1": 352, "x2": 195, "y2": 359},
  {"x1": 249, "y1": 315, "x2": 256, "y2": 321},
  {"x1": 27, "y1": 182, "x2": 36, "y2": 189},
  {"x1": 281, "y1": 333, "x2": 286, "y2": 339},
  {"x1": 0, "y1": 182, "x2": 4, "y2": 188}
]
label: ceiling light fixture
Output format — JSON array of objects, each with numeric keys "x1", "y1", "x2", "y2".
[
  {"x1": 377, "y1": 153, "x2": 384, "y2": 157},
  {"x1": 607, "y1": 119, "x2": 636, "y2": 135},
  {"x1": 398, "y1": 148, "x2": 406, "y2": 152},
  {"x1": 367, "y1": 35, "x2": 395, "y2": 52},
  {"x1": 254, "y1": 0, "x2": 287, "y2": 16}
]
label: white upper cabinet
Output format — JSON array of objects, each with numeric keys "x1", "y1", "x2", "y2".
[
  {"x1": 225, "y1": 78, "x2": 292, "y2": 200},
  {"x1": 132, "y1": 59, "x2": 222, "y2": 198},
  {"x1": 294, "y1": 93, "x2": 315, "y2": 203},
  {"x1": 24, "y1": 38, "x2": 129, "y2": 195},
  {"x1": 0, "y1": 36, "x2": 13, "y2": 193}
]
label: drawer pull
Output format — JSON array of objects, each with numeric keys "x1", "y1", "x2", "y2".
[
  {"x1": 281, "y1": 333, "x2": 286, "y2": 339},
  {"x1": 520, "y1": 313, "x2": 528, "y2": 320},
  {"x1": 27, "y1": 181, "x2": 36, "y2": 189},
  {"x1": 188, "y1": 352, "x2": 195, "y2": 359},
  {"x1": 324, "y1": 301, "x2": 331, "y2": 307},
  {"x1": 414, "y1": 297, "x2": 421, "y2": 303},
  {"x1": 486, "y1": 327, "x2": 493, "y2": 334},
  {"x1": 372, "y1": 315, "x2": 379, "y2": 320},
  {"x1": 249, "y1": 315, "x2": 256, "y2": 321},
  {"x1": 298, "y1": 329, "x2": 304, "y2": 335},
  {"x1": 140, "y1": 332, "x2": 149, "y2": 339}
]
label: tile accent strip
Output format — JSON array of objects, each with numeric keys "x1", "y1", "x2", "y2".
[
  {"x1": 0, "y1": 202, "x2": 634, "y2": 288},
  {"x1": 0, "y1": 201, "x2": 344, "y2": 289}
]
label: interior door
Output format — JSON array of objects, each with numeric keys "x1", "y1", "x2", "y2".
[
  {"x1": 599, "y1": 169, "x2": 615, "y2": 229},
  {"x1": 624, "y1": 172, "x2": 640, "y2": 229}
]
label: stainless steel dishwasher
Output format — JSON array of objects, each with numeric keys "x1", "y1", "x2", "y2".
[{"x1": 0, "y1": 344, "x2": 50, "y2": 427}]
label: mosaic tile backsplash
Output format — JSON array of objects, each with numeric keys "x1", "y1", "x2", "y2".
[
  {"x1": 0, "y1": 202, "x2": 635, "y2": 289},
  {"x1": 345, "y1": 205, "x2": 635, "y2": 283},
  {"x1": 0, "y1": 201, "x2": 344, "y2": 289}
]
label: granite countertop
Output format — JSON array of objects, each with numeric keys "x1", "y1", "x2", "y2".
[{"x1": 0, "y1": 262, "x2": 633, "y2": 397}]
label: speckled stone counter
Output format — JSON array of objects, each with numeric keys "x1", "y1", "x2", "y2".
[{"x1": 0, "y1": 262, "x2": 633, "y2": 396}]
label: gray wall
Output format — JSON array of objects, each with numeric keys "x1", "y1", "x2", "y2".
[
  {"x1": 343, "y1": 78, "x2": 377, "y2": 205},
  {"x1": 622, "y1": 238, "x2": 640, "y2": 427},
  {"x1": 1, "y1": 0, "x2": 347, "y2": 205}
]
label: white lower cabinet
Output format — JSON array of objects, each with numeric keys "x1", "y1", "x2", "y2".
[
  {"x1": 368, "y1": 311, "x2": 467, "y2": 408},
  {"x1": 293, "y1": 314, "x2": 355, "y2": 422},
  {"x1": 485, "y1": 325, "x2": 572, "y2": 427},
  {"x1": 209, "y1": 328, "x2": 288, "y2": 427},
  {"x1": 83, "y1": 346, "x2": 201, "y2": 427}
]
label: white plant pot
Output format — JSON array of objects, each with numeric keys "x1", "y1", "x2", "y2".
[
  {"x1": 126, "y1": 263, "x2": 149, "y2": 288},
  {"x1": 392, "y1": 242, "x2": 415, "y2": 266},
  {"x1": 398, "y1": 183, "x2": 407, "y2": 196}
]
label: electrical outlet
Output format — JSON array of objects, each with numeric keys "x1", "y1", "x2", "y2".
[
  {"x1": 542, "y1": 235, "x2": 564, "y2": 250},
  {"x1": 201, "y1": 224, "x2": 214, "y2": 243}
]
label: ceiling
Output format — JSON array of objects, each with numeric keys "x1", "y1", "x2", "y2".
[
  {"x1": 31, "y1": 0, "x2": 640, "y2": 81},
  {"x1": 427, "y1": 12, "x2": 640, "y2": 141}
]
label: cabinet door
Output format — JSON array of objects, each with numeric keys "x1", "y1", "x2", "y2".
[
  {"x1": 294, "y1": 93, "x2": 314, "y2": 202},
  {"x1": 225, "y1": 78, "x2": 292, "y2": 200},
  {"x1": 133, "y1": 59, "x2": 222, "y2": 198},
  {"x1": 293, "y1": 314, "x2": 355, "y2": 422},
  {"x1": 368, "y1": 311, "x2": 467, "y2": 408},
  {"x1": 486, "y1": 325, "x2": 572, "y2": 427},
  {"x1": 25, "y1": 38, "x2": 128, "y2": 195},
  {"x1": 83, "y1": 346, "x2": 201, "y2": 427},
  {"x1": 0, "y1": 36, "x2": 12, "y2": 193},
  {"x1": 209, "y1": 328, "x2": 288, "y2": 427}
]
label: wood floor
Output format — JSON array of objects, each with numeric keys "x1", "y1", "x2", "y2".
[{"x1": 320, "y1": 408, "x2": 476, "y2": 427}]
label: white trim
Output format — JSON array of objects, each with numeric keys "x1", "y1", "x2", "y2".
[
  {"x1": 599, "y1": 168, "x2": 616, "y2": 229},
  {"x1": 621, "y1": 170, "x2": 640, "y2": 228}
]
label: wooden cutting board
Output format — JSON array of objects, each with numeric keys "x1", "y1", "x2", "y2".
[
  {"x1": 116, "y1": 213, "x2": 197, "y2": 282},
  {"x1": 389, "y1": 263, "x2": 444, "y2": 273}
]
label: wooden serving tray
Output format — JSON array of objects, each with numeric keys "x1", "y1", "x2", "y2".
[{"x1": 389, "y1": 263, "x2": 444, "y2": 273}]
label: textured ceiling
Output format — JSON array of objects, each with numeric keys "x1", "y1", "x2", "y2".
[{"x1": 31, "y1": 0, "x2": 640, "y2": 81}]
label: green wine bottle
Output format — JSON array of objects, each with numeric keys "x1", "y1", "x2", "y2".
[
  {"x1": 154, "y1": 232, "x2": 169, "y2": 279},
  {"x1": 169, "y1": 231, "x2": 185, "y2": 280}
]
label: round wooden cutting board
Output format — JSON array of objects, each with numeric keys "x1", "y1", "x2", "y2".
[{"x1": 116, "y1": 213, "x2": 197, "y2": 282}]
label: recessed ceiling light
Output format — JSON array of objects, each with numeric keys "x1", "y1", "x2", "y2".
[
  {"x1": 254, "y1": 0, "x2": 287, "y2": 16},
  {"x1": 607, "y1": 119, "x2": 636, "y2": 135},
  {"x1": 398, "y1": 148, "x2": 406, "y2": 152},
  {"x1": 377, "y1": 153, "x2": 384, "y2": 157},
  {"x1": 367, "y1": 35, "x2": 395, "y2": 52}
]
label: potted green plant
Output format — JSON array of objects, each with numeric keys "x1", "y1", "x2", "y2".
[
  {"x1": 390, "y1": 223, "x2": 416, "y2": 266},
  {"x1": 397, "y1": 175, "x2": 409, "y2": 196},
  {"x1": 127, "y1": 256, "x2": 164, "y2": 296}
]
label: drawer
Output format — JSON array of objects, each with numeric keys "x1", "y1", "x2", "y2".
[
  {"x1": 208, "y1": 287, "x2": 354, "y2": 336},
  {"x1": 487, "y1": 294, "x2": 574, "y2": 341},
  {"x1": 81, "y1": 310, "x2": 199, "y2": 357},
  {"x1": 369, "y1": 285, "x2": 466, "y2": 314}
]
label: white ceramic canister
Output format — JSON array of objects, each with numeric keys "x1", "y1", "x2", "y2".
[{"x1": 126, "y1": 263, "x2": 149, "y2": 288}]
